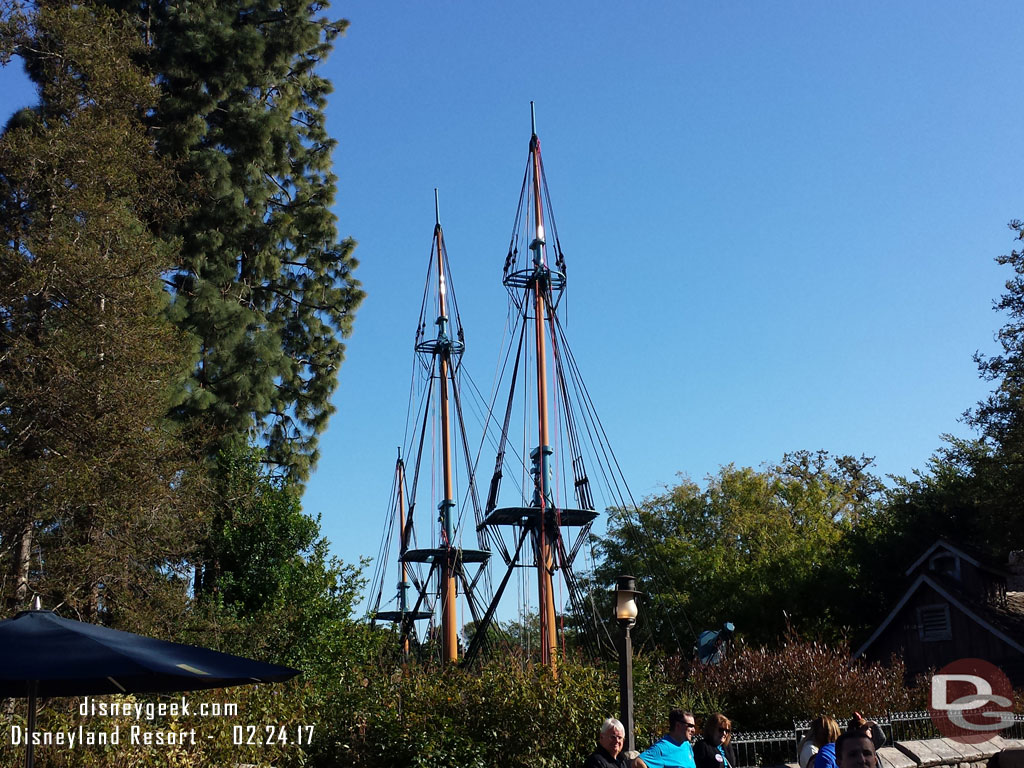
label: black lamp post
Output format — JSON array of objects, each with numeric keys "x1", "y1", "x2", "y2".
[{"x1": 615, "y1": 575, "x2": 640, "y2": 753}]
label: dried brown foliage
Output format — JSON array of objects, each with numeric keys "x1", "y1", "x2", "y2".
[{"x1": 658, "y1": 634, "x2": 928, "y2": 729}]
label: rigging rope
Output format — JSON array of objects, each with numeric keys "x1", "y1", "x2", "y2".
[{"x1": 550, "y1": 309, "x2": 696, "y2": 651}]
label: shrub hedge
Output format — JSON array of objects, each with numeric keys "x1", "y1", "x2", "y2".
[{"x1": 4, "y1": 634, "x2": 1007, "y2": 768}]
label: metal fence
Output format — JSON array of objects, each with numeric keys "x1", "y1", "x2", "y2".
[
  {"x1": 888, "y1": 711, "x2": 1024, "y2": 742},
  {"x1": 730, "y1": 729, "x2": 798, "y2": 768},
  {"x1": 729, "y1": 712, "x2": 1024, "y2": 768}
]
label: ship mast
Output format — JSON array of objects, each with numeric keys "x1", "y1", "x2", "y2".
[
  {"x1": 370, "y1": 448, "x2": 432, "y2": 651},
  {"x1": 527, "y1": 105, "x2": 558, "y2": 671},
  {"x1": 369, "y1": 192, "x2": 490, "y2": 664},
  {"x1": 467, "y1": 104, "x2": 600, "y2": 672},
  {"x1": 433, "y1": 191, "x2": 459, "y2": 663},
  {"x1": 396, "y1": 451, "x2": 411, "y2": 656}
]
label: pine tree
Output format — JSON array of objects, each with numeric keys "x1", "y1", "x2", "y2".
[
  {"x1": 961, "y1": 220, "x2": 1024, "y2": 556},
  {"x1": 109, "y1": 0, "x2": 363, "y2": 484},
  {"x1": 0, "y1": 1, "x2": 203, "y2": 623}
]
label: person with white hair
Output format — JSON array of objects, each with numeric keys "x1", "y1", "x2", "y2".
[{"x1": 585, "y1": 717, "x2": 629, "y2": 768}]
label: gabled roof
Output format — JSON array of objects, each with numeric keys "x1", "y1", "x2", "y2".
[
  {"x1": 903, "y1": 538, "x2": 1007, "y2": 578},
  {"x1": 853, "y1": 573, "x2": 1024, "y2": 660}
]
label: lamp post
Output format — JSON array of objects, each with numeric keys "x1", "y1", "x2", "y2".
[{"x1": 615, "y1": 575, "x2": 640, "y2": 753}]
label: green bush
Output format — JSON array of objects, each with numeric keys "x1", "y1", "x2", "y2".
[
  {"x1": 10, "y1": 634, "x2": 1005, "y2": 767},
  {"x1": 331, "y1": 654, "x2": 618, "y2": 767}
]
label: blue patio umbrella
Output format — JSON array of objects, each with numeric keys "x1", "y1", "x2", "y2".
[{"x1": 0, "y1": 603, "x2": 300, "y2": 768}]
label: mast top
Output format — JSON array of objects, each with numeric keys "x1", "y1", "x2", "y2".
[
  {"x1": 434, "y1": 188, "x2": 440, "y2": 227},
  {"x1": 530, "y1": 101, "x2": 536, "y2": 137}
]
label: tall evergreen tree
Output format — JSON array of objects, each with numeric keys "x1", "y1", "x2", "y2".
[
  {"x1": 0, "y1": 1, "x2": 202, "y2": 623},
  {"x1": 970, "y1": 221, "x2": 1024, "y2": 446},
  {"x1": 109, "y1": 0, "x2": 363, "y2": 484},
  {"x1": 958, "y1": 219, "x2": 1024, "y2": 556},
  {"x1": 855, "y1": 222, "x2": 1024, "y2": 606}
]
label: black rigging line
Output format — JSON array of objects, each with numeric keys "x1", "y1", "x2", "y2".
[
  {"x1": 464, "y1": 342, "x2": 528, "y2": 507},
  {"x1": 457, "y1": 565, "x2": 484, "y2": 628},
  {"x1": 503, "y1": 163, "x2": 531, "y2": 298},
  {"x1": 398, "y1": 560, "x2": 438, "y2": 649},
  {"x1": 449, "y1": 368, "x2": 488, "y2": 549},
  {"x1": 404, "y1": 371, "x2": 436, "y2": 552},
  {"x1": 366, "y1": 461, "x2": 399, "y2": 620},
  {"x1": 538, "y1": 154, "x2": 567, "y2": 309},
  {"x1": 415, "y1": 245, "x2": 435, "y2": 366},
  {"x1": 462, "y1": 525, "x2": 530, "y2": 667},
  {"x1": 545, "y1": 292, "x2": 594, "y2": 548},
  {"x1": 446, "y1": 365, "x2": 495, "y2": 606},
  {"x1": 481, "y1": 319, "x2": 530, "y2": 563},
  {"x1": 550, "y1": 310, "x2": 696, "y2": 651},
  {"x1": 556, "y1": 533, "x2": 613, "y2": 657}
]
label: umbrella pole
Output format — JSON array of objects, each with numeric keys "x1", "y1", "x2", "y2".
[{"x1": 25, "y1": 680, "x2": 36, "y2": 768}]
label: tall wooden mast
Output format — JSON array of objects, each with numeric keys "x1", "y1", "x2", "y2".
[
  {"x1": 434, "y1": 192, "x2": 459, "y2": 664},
  {"x1": 396, "y1": 452, "x2": 411, "y2": 657},
  {"x1": 370, "y1": 193, "x2": 490, "y2": 664},
  {"x1": 528, "y1": 107, "x2": 558, "y2": 672},
  {"x1": 468, "y1": 104, "x2": 599, "y2": 672},
  {"x1": 372, "y1": 449, "x2": 432, "y2": 649}
]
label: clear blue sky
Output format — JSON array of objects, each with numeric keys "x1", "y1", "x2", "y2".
[
  {"x1": 305, "y1": 1, "x2": 1021, "y2": 613},
  {"x1": 2, "y1": 2, "x2": 1021, "y2": 620}
]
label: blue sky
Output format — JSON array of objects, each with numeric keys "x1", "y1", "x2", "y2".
[
  {"x1": 2, "y1": 2, "x2": 1022, "y2": 622},
  {"x1": 306, "y1": 1, "x2": 1021, "y2": 612}
]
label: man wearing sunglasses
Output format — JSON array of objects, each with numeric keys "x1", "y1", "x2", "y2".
[{"x1": 634, "y1": 709, "x2": 697, "y2": 768}]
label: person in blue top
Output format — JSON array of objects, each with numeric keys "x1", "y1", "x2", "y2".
[
  {"x1": 635, "y1": 709, "x2": 697, "y2": 768},
  {"x1": 814, "y1": 739, "x2": 837, "y2": 768}
]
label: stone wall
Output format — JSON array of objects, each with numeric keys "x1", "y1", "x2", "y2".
[
  {"x1": 782, "y1": 737, "x2": 1023, "y2": 768},
  {"x1": 882, "y1": 736, "x2": 1023, "y2": 768}
]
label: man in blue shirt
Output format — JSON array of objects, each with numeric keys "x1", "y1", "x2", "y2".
[{"x1": 635, "y1": 709, "x2": 697, "y2": 768}]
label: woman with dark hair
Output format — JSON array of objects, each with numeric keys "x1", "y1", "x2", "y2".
[{"x1": 694, "y1": 713, "x2": 738, "y2": 768}]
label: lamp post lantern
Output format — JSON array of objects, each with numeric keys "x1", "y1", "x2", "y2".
[{"x1": 615, "y1": 575, "x2": 641, "y2": 753}]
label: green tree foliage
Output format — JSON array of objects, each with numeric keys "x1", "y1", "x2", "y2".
[
  {"x1": 970, "y1": 221, "x2": 1024, "y2": 447},
  {"x1": 180, "y1": 448, "x2": 371, "y2": 679},
  {"x1": 850, "y1": 222, "x2": 1024, "y2": 612},
  {"x1": 105, "y1": 0, "x2": 364, "y2": 484},
  {"x1": 0, "y1": 1, "x2": 202, "y2": 622},
  {"x1": 595, "y1": 451, "x2": 884, "y2": 648},
  {"x1": 338, "y1": 658, "x2": 618, "y2": 768},
  {"x1": 829, "y1": 223, "x2": 1024, "y2": 630},
  {"x1": 198, "y1": 449, "x2": 319, "y2": 609},
  {"x1": 0, "y1": 635, "x2": 940, "y2": 768},
  {"x1": 959, "y1": 219, "x2": 1024, "y2": 556},
  {"x1": 837, "y1": 438, "x2": 993, "y2": 631}
]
